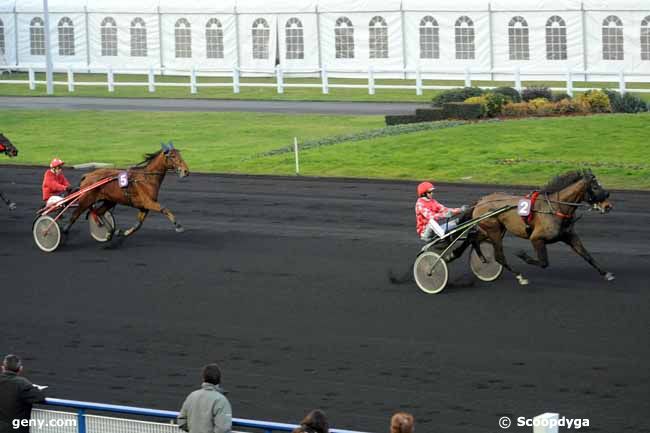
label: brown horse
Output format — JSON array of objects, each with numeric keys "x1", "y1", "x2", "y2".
[
  {"x1": 0, "y1": 133, "x2": 19, "y2": 210},
  {"x1": 470, "y1": 169, "x2": 614, "y2": 285},
  {"x1": 62, "y1": 142, "x2": 189, "y2": 238}
]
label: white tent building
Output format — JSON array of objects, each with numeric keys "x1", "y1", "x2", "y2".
[{"x1": 0, "y1": 0, "x2": 648, "y2": 81}]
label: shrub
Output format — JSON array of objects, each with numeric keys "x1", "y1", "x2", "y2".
[
  {"x1": 603, "y1": 89, "x2": 648, "y2": 113},
  {"x1": 522, "y1": 86, "x2": 553, "y2": 102},
  {"x1": 551, "y1": 92, "x2": 571, "y2": 102},
  {"x1": 385, "y1": 115, "x2": 421, "y2": 126},
  {"x1": 492, "y1": 87, "x2": 521, "y2": 103},
  {"x1": 502, "y1": 102, "x2": 531, "y2": 117},
  {"x1": 554, "y1": 98, "x2": 588, "y2": 115},
  {"x1": 432, "y1": 87, "x2": 485, "y2": 106},
  {"x1": 484, "y1": 92, "x2": 509, "y2": 117},
  {"x1": 415, "y1": 108, "x2": 446, "y2": 122},
  {"x1": 442, "y1": 102, "x2": 485, "y2": 120},
  {"x1": 578, "y1": 90, "x2": 612, "y2": 113},
  {"x1": 525, "y1": 98, "x2": 555, "y2": 116}
]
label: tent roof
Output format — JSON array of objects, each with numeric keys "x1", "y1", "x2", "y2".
[
  {"x1": 159, "y1": 0, "x2": 236, "y2": 14},
  {"x1": 236, "y1": 0, "x2": 316, "y2": 13},
  {"x1": 87, "y1": 0, "x2": 158, "y2": 13},
  {"x1": 316, "y1": 0, "x2": 401, "y2": 13},
  {"x1": 15, "y1": 0, "x2": 86, "y2": 13},
  {"x1": 0, "y1": 0, "x2": 14, "y2": 13}
]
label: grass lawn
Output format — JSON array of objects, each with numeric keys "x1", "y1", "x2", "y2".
[
  {"x1": 1, "y1": 109, "x2": 649, "y2": 189},
  {"x1": 1, "y1": 72, "x2": 650, "y2": 103},
  {"x1": 0, "y1": 110, "x2": 384, "y2": 172}
]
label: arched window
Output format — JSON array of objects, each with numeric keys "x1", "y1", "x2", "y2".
[
  {"x1": 545, "y1": 16, "x2": 567, "y2": 60},
  {"x1": 642, "y1": 16, "x2": 650, "y2": 60},
  {"x1": 285, "y1": 18, "x2": 304, "y2": 60},
  {"x1": 130, "y1": 18, "x2": 147, "y2": 57},
  {"x1": 602, "y1": 15, "x2": 624, "y2": 60},
  {"x1": 369, "y1": 16, "x2": 388, "y2": 59},
  {"x1": 335, "y1": 17, "x2": 354, "y2": 59},
  {"x1": 419, "y1": 16, "x2": 439, "y2": 59},
  {"x1": 252, "y1": 18, "x2": 269, "y2": 60},
  {"x1": 30, "y1": 17, "x2": 45, "y2": 55},
  {"x1": 206, "y1": 18, "x2": 223, "y2": 59},
  {"x1": 508, "y1": 16, "x2": 529, "y2": 60},
  {"x1": 58, "y1": 17, "x2": 75, "y2": 56},
  {"x1": 175, "y1": 18, "x2": 191, "y2": 58},
  {"x1": 101, "y1": 17, "x2": 117, "y2": 57},
  {"x1": 455, "y1": 16, "x2": 475, "y2": 60},
  {"x1": 0, "y1": 19, "x2": 5, "y2": 55}
]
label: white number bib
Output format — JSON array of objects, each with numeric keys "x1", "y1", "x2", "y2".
[{"x1": 518, "y1": 199, "x2": 531, "y2": 217}]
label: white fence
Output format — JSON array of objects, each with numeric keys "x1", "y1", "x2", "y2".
[{"x1": 1, "y1": 66, "x2": 649, "y2": 97}]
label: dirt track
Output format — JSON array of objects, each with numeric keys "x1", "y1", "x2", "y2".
[{"x1": 1, "y1": 166, "x2": 648, "y2": 433}]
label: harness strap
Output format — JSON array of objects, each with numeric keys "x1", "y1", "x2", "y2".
[
  {"x1": 0, "y1": 143, "x2": 6, "y2": 152},
  {"x1": 526, "y1": 191, "x2": 540, "y2": 224},
  {"x1": 555, "y1": 211, "x2": 572, "y2": 219}
]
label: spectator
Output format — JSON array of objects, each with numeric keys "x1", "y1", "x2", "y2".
[
  {"x1": 390, "y1": 412, "x2": 414, "y2": 433},
  {"x1": 178, "y1": 363, "x2": 232, "y2": 433},
  {"x1": 0, "y1": 354, "x2": 46, "y2": 433},
  {"x1": 292, "y1": 409, "x2": 329, "y2": 433}
]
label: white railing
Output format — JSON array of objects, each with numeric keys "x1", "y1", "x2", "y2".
[{"x1": 1, "y1": 66, "x2": 649, "y2": 97}]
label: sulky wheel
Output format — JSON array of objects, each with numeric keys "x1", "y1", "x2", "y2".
[
  {"x1": 33, "y1": 215, "x2": 62, "y2": 253},
  {"x1": 413, "y1": 251, "x2": 449, "y2": 294},
  {"x1": 88, "y1": 210, "x2": 116, "y2": 243},
  {"x1": 469, "y1": 241, "x2": 503, "y2": 282}
]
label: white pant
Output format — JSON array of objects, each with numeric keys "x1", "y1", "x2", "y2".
[
  {"x1": 46, "y1": 195, "x2": 64, "y2": 207},
  {"x1": 420, "y1": 218, "x2": 458, "y2": 241}
]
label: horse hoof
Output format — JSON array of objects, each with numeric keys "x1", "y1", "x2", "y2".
[
  {"x1": 604, "y1": 272, "x2": 615, "y2": 281},
  {"x1": 175, "y1": 226, "x2": 185, "y2": 233},
  {"x1": 516, "y1": 275, "x2": 529, "y2": 286}
]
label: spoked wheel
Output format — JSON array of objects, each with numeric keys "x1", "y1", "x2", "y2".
[
  {"x1": 33, "y1": 215, "x2": 62, "y2": 252},
  {"x1": 469, "y1": 241, "x2": 503, "y2": 282},
  {"x1": 89, "y1": 210, "x2": 116, "y2": 242},
  {"x1": 413, "y1": 251, "x2": 449, "y2": 294}
]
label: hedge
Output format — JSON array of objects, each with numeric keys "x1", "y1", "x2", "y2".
[
  {"x1": 415, "y1": 108, "x2": 446, "y2": 122},
  {"x1": 385, "y1": 115, "x2": 421, "y2": 126},
  {"x1": 442, "y1": 102, "x2": 485, "y2": 120}
]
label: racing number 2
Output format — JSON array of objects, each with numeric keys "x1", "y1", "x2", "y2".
[{"x1": 518, "y1": 199, "x2": 531, "y2": 217}]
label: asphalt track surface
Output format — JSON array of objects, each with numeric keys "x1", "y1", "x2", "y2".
[
  {"x1": 1, "y1": 166, "x2": 649, "y2": 433},
  {"x1": 0, "y1": 96, "x2": 428, "y2": 115}
]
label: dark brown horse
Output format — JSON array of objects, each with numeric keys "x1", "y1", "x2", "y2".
[
  {"x1": 0, "y1": 133, "x2": 18, "y2": 211},
  {"x1": 471, "y1": 169, "x2": 614, "y2": 285},
  {"x1": 62, "y1": 142, "x2": 189, "y2": 238}
]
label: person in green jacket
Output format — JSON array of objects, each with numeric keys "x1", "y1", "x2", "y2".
[{"x1": 178, "y1": 363, "x2": 232, "y2": 433}]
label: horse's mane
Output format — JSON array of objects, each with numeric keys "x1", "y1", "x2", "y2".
[
  {"x1": 133, "y1": 150, "x2": 163, "y2": 167},
  {"x1": 540, "y1": 170, "x2": 590, "y2": 193}
]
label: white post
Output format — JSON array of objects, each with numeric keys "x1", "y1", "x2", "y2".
[
  {"x1": 67, "y1": 67, "x2": 74, "y2": 92},
  {"x1": 276, "y1": 65, "x2": 284, "y2": 94},
  {"x1": 148, "y1": 66, "x2": 155, "y2": 93},
  {"x1": 107, "y1": 67, "x2": 114, "y2": 92},
  {"x1": 415, "y1": 67, "x2": 422, "y2": 96},
  {"x1": 464, "y1": 67, "x2": 472, "y2": 88},
  {"x1": 514, "y1": 67, "x2": 522, "y2": 93},
  {"x1": 43, "y1": 0, "x2": 54, "y2": 95},
  {"x1": 368, "y1": 66, "x2": 375, "y2": 95},
  {"x1": 294, "y1": 137, "x2": 300, "y2": 175},
  {"x1": 618, "y1": 71, "x2": 625, "y2": 95},
  {"x1": 566, "y1": 69, "x2": 573, "y2": 97},
  {"x1": 532, "y1": 413, "x2": 559, "y2": 433},
  {"x1": 321, "y1": 65, "x2": 329, "y2": 94},
  {"x1": 190, "y1": 66, "x2": 197, "y2": 94},
  {"x1": 232, "y1": 67, "x2": 240, "y2": 94},
  {"x1": 28, "y1": 68, "x2": 35, "y2": 90}
]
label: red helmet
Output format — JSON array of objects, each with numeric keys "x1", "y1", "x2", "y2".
[
  {"x1": 417, "y1": 181, "x2": 435, "y2": 196},
  {"x1": 50, "y1": 158, "x2": 65, "y2": 168}
]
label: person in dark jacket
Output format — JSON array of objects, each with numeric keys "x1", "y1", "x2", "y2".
[{"x1": 0, "y1": 354, "x2": 46, "y2": 433}]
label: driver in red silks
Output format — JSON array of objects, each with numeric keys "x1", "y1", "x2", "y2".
[
  {"x1": 415, "y1": 181, "x2": 471, "y2": 242},
  {"x1": 42, "y1": 158, "x2": 72, "y2": 206}
]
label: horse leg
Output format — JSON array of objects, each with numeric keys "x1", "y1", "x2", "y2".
[
  {"x1": 61, "y1": 197, "x2": 94, "y2": 234},
  {"x1": 0, "y1": 191, "x2": 16, "y2": 211},
  {"x1": 562, "y1": 232, "x2": 615, "y2": 281},
  {"x1": 140, "y1": 199, "x2": 184, "y2": 233},
  {"x1": 515, "y1": 239, "x2": 549, "y2": 268},
  {"x1": 122, "y1": 210, "x2": 149, "y2": 237},
  {"x1": 487, "y1": 227, "x2": 529, "y2": 285}
]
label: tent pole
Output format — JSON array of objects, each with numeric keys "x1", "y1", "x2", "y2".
[
  {"x1": 158, "y1": 6, "x2": 164, "y2": 75},
  {"x1": 84, "y1": 5, "x2": 90, "y2": 72},
  {"x1": 43, "y1": 0, "x2": 54, "y2": 94},
  {"x1": 316, "y1": 5, "x2": 322, "y2": 73},
  {"x1": 234, "y1": 6, "x2": 241, "y2": 74},
  {"x1": 581, "y1": 2, "x2": 588, "y2": 81},
  {"x1": 400, "y1": 1, "x2": 407, "y2": 80},
  {"x1": 14, "y1": 7, "x2": 19, "y2": 67},
  {"x1": 488, "y1": 2, "x2": 494, "y2": 81}
]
